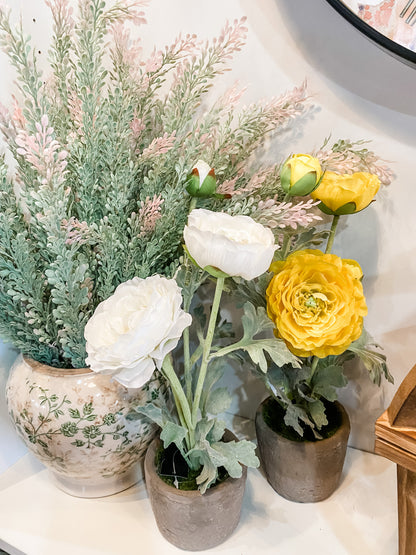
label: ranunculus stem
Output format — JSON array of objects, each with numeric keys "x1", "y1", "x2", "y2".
[
  {"x1": 280, "y1": 234, "x2": 292, "y2": 259},
  {"x1": 162, "y1": 356, "x2": 194, "y2": 444},
  {"x1": 309, "y1": 356, "x2": 319, "y2": 383},
  {"x1": 183, "y1": 295, "x2": 192, "y2": 404},
  {"x1": 325, "y1": 215, "x2": 340, "y2": 254},
  {"x1": 189, "y1": 197, "x2": 197, "y2": 213},
  {"x1": 191, "y1": 276, "x2": 225, "y2": 428}
]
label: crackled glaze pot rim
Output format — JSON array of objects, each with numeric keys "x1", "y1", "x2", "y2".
[{"x1": 22, "y1": 355, "x2": 93, "y2": 377}]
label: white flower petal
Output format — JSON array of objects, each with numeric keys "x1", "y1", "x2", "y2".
[
  {"x1": 184, "y1": 209, "x2": 276, "y2": 280},
  {"x1": 84, "y1": 275, "x2": 191, "y2": 388}
]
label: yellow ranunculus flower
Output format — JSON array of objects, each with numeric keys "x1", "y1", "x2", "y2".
[
  {"x1": 267, "y1": 250, "x2": 367, "y2": 358},
  {"x1": 310, "y1": 171, "x2": 380, "y2": 215},
  {"x1": 280, "y1": 154, "x2": 323, "y2": 197}
]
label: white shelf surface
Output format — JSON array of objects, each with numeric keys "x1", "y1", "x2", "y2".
[{"x1": 0, "y1": 441, "x2": 398, "y2": 555}]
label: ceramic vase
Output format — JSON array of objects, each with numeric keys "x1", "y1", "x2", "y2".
[
  {"x1": 255, "y1": 397, "x2": 350, "y2": 503},
  {"x1": 6, "y1": 354, "x2": 165, "y2": 498},
  {"x1": 144, "y1": 430, "x2": 247, "y2": 551}
]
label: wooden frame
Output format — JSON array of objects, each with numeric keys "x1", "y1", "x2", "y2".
[{"x1": 375, "y1": 363, "x2": 416, "y2": 554}]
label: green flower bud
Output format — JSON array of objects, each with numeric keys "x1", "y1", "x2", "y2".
[{"x1": 185, "y1": 160, "x2": 217, "y2": 198}]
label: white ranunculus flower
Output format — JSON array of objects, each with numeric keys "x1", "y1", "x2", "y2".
[
  {"x1": 84, "y1": 275, "x2": 192, "y2": 388},
  {"x1": 184, "y1": 208, "x2": 276, "y2": 280}
]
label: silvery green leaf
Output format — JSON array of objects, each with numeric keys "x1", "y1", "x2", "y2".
[
  {"x1": 244, "y1": 338, "x2": 299, "y2": 372},
  {"x1": 194, "y1": 417, "x2": 216, "y2": 443},
  {"x1": 129, "y1": 402, "x2": 170, "y2": 427},
  {"x1": 160, "y1": 421, "x2": 188, "y2": 453},
  {"x1": 309, "y1": 399, "x2": 328, "y2": 430},
  {"x1": 311, "y1": 364, "x2": 347, "y2": 402},
  {"x1": 348, "y1": 328, "x2": 393, "y2": 385},
  {"x1": 283, "y1": 404, "x2": 313, "y2": 437},
  {"x1": 204, "y1": 387, "x2": 232, "y2": 415},
  {"x1": 199, "y1": 359, "x2": 226, "y2": 415},
  {"x1": 241, "y1": 302, "x2": 274, "y2": 338},
  {"x1": 211, "y1": 302, "x2": 300, "y2": 371},
  {"x1": 207, "y1": 419, "x2": 226, "y2": 443},
  {"x1": 193, "y1": 451, "x2": 217, "y2": 494},
  {"x1": 207, "y1": 439, "x2": 259, "y2": 478},
  {"x1": 194, "y1": 417, "x2": 225, "y2": 445}
]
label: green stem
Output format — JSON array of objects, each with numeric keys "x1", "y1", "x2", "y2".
[
  {"x1": 189, "y1": 197, "x2": 197, "y2": 213},
  {"x1": 182, "y1": 292, "x2": 193, "y2": 404},
  {"x1": 279, "y1": 193, "x2": 294, "y2": 259},
  {"x1": 189, "y1": 343, "x2": 203, "y2": 369},
  {"x1": 325, "y1": 215, "x2": 340, "y2": 254},
  {"x1": 170, "y1": 387, "x2": 192, "y2": 451},
  {"x1": 183, "y1": 327, "x2": 192, "y2": 403},
  {"x1": 280, "y1": 234, "x2": 292, "y2": 259},
  {"x1": 161, "y1": 356, "x2": 193, "y2": 436},
  {"x1": 191, "y1": 277, "x2": 225, "y2": 427},
  {"x1": 309, "y1": 356, "x2": 319, "y2": 383}
]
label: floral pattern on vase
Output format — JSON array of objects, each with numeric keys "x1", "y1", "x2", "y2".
[{"x1": 6, "y1": 355, "x2": 165, "y2": 498}]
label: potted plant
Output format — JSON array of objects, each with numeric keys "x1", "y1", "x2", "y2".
[
  {"x1": 84, "y1": 207, "x2": 302, "y2": 550},
  {"x1": 252, "y1": 155, "x2": 394, "y2": 502},
  {"x1": 0, "y1": 0, "x2": 312, "y2": 496}
]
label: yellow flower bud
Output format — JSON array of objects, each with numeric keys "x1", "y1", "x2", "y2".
[
  {"x1": 311, "y1": 171, "x2": 380, "y2": 215},
  {"x1": 280, "y1": 154, "x2": 323, "y2": 197}
]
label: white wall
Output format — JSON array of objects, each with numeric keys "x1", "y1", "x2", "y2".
[{"x1": 1, "y1": 0, "x2": 415, "y2": 451}]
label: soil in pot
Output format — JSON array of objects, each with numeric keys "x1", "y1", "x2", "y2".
[
  {"x1": 263, "y1": 397, "x2": 343, "y2": 442},
  {"x1": 256, "y1": 397, "x2": 350, "y2": 503},
  {"x1": 156, "y1": 442, "x2": 229, "y2": 491}
]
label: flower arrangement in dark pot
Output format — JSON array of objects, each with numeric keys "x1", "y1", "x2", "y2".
[{"x1": 253, "y1": 155, "x2": 393, "y2": 503}]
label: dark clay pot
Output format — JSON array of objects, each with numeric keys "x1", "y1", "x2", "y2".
[
  {"x1": 255, "y1": 397, "x2": 350, "y2": 503},
  {"x1": 144, "y1": 430, "x2": 247, "y2": 551}
]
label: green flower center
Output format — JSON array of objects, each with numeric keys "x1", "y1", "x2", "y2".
[{"x1": 295, "y1": 289, "x2": 330, "y2": 320}]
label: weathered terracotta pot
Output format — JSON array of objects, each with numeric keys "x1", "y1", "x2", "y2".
[
  {"x1": 255, "y1": 397, "x2": 350, "y2": 503},
  {"x1": 6, "y1": 354, "x2": 165, "y2": 498},
  {"x1": 144, "y1": 430, "x2": 247, "y2": 551}
]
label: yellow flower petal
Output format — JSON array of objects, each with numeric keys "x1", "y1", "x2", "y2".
[{"x1": 266, "y1": 250, "x2": 367, "y2": 358}]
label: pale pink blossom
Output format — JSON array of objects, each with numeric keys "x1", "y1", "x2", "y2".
[
  {"x1": 215, "y1": 17, "x2": 248, "y2": 59},
  {"x1": 118, "y1": 0, "x2": 149, "y2": 26},
  {"x1": 217, "y1": 174, "x2": 242, "y2": 196},
  {"x1": 137, "y1": 194, "x2": 164, "y2": 236},
  {"x1": 141, "y1": 132, "x2": 176, "y2": 158},
  {"x1": 144, "y1": 48, "x2": 163, "y2": 73},
  {"x1": 261, "y1": 80, "x2": 308, "y2": 126},
  {"x1": 61, "y1": 217, "x2": 92, "y2": 245},
  {"x1": 15, "y1": 115, "x2": 68, "y2": 186},
  {"x1": 167, "y1": 32, "x2": 200, "y2": 58},
  {"x1": 12, "y1": 97, "x2": 26, "y2": 129},
  {"x1": 253, "y1": 198, "x2": 322, "y2": 230},
  {"x1": 111, "y1": 23, "x2": 143, "y2": 69},
  {"x1": 219, "y1": 81, "x2": 247, "y2": 111},
  {"x1": 217, "y1": 167, "x2": 277, "y2": 197},
  {"x1": 45, "y1": 0, "x2": 75, "y2": 35},
  {"x1": 67, "y1": 91, "x2": 84, "y2": 137},
  {"x1": 130, "y1": 115, "x2": 145, "y2": 139},
  {"x1": 315, "y1": 143, "x2": 393, "y2": 186}
]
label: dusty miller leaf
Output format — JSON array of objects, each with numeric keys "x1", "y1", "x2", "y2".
[
  {"x1": 160, "y1": 421, "x2": 188, "y2": 455},
  {"x1": 204, "y1": 387, "x2": 232, "y2": 415},
  {"x1": 308, "y1": 399, "x2": 328, "y2": 430},
  {"x1": 211, "y1": 302, "x2": 300, "y2": 372},
  {"x1": 348, "y1": 328, "x2": 393, "y2": 386},
  {"x1": 311, "y1": 363, "x2": 348, "y2": 402}
]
